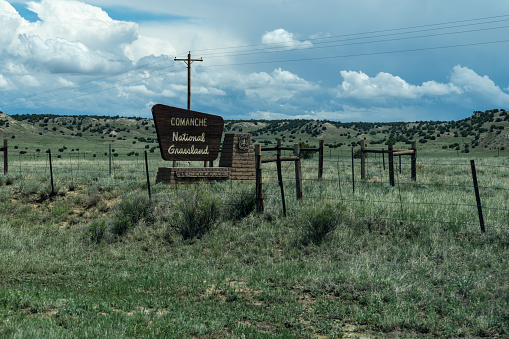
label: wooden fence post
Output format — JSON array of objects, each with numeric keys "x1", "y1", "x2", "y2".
[
  {"x1": 255, "y1": 144, "x2": 264, "y2": 212},
  {"x1": 3, "y1": 139, "x2": 7, "y2": 175},
  {"x1": 470, "y1": 160, "x2": 485, "y2": 233},
  {"x1": 48, "y1": 149, "x2": 55, "y2": 196},
  {"x1": 318, "y1": 139, "x2": 324, "y2": 181},
  {"x1": 411, "y1": 141, "x2": 417, "y2": 181},
  {"x1": 109, "y1": 144, "x2": 112, "y2": 176},
  {"x1": 360, "y1": 139, "x2": 366, "y2": 180},
  {"x1": 294, "y1": 143, "x2": 303, "y2": 200},
  {"x1": 276, "y1": 139, "x2": 287, "y2": 216},
  {"x1": 388, "y1": 142, "x2": 395, "y2": 187},
  {"x1": 351, "y1": 147, "x2": 355, "y2": 193}
]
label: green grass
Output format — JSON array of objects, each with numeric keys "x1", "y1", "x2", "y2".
[{"x1": 0, "y1": 155, "x2": 508, "y2": 338}]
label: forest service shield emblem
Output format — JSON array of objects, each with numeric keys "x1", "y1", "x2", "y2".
[{"x1": 238, "y1": 134, "x2": 250, "y2": 152}]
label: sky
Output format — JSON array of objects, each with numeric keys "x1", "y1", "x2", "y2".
[{"x1": 1, "y1": 0, "x2": 509, "y2": 122}]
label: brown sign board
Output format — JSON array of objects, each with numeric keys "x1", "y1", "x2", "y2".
[{"x1": 152, "y1": 104, "x2": 224, "y2": 161}]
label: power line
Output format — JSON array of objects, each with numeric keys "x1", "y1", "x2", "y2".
[
  {"x1": 197, "y1": 38, "x2": 509, "y2": 69},
  {"x1": 198, "y1": 24, "x2": 509, "y2": 60},
  {"x1": 184, "y1": 14, "x2": 509, "y2": 56},
  {"x1": 3, "y1": 14, "x2": 509, "y2": 114}
]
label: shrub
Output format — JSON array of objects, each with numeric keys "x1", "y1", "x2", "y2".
[
  {"x1": 87, "y1": 219, "x2": 107, "y2": 243},
  {"x1": 111, "y1": 216, "x2": 132, "y2": 236},
  {"x1": 110, "y1": 194, "x2": 152, "y2": 236},
  {"x1": 170, "y1": 189, "x2": 219, "y2": 240}
]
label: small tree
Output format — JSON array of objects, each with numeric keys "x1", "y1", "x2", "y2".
[{"x1": 298, "y1": 141, "x2": 314, "y2": 159}]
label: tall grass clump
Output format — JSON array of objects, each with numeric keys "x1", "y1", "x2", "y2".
[
  {"x1": 222, "y1": 186, "x2": 256, "y2": 221},
  {"x1": 295, "y1": 202, "x2": 343, "y2": 246},
  {"x1": 170, "y1": 188, "x2": 219, "y2": 240},
  {"x1": 111, "y1": 193, "x2": 152, "y2": 236}
]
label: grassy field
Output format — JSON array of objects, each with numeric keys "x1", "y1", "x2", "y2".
[{"x1": 0, "y1": 154, "x2": 508, "y2": 338}]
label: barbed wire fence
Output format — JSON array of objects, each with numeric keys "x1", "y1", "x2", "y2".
[
  {"x1": 2, "y1": 141, "x2": 509, "y2": 234},
  {"x1": 257, "y1": 145, "x2": 509, "y2": 234}
]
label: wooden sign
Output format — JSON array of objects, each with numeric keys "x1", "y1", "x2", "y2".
[{"x1": 152, "y1": 104, "x2": 224, "y2": 161}]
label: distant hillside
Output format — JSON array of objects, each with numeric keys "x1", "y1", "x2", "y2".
[
  {"x1": 0, "y1": 109, "x2": 507, "y2": 157},
  {"x1": 226, "y1": 108, "x2": 509, "y2": 154}
]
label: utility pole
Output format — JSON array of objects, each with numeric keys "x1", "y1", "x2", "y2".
[{"x1": 174, "y1": 52, "x2": 203, "y2": 110}]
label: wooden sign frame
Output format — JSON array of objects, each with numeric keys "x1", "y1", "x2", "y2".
[{"x1": 152, "y1": 104, "x2": 224, "y2": 161}]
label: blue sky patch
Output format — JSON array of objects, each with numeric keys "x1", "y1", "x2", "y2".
[
  {"x1": 11, "y1": 3, "x2": 39, "y2": 22},
  {"x1": 103, "y1": 6, "x2": 187, "y2": 23}
]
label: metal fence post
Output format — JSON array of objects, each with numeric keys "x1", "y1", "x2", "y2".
[
  {"x1": 470, "y1": 160, "x2": 485, "y2": 233},
  {"x1": 2, "y1": 139, "x2": 7, "y2": 175}
]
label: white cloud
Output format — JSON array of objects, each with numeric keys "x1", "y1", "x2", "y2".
[
  {"x1": 249, "y1": 111, "x2": 296, "y2": 120},
  {"x1": 249, "y1": 106, "x2": 420, "y2": 122},
  {"x1": 261, "y1": 29, "x2": 312, "y2": 50},
  {"x1": 124, "y1": 35, "x2": 177, "y2": 62},
  {"x1": 336, "y1": 66, "x2": 509, "y2": 108},
  {"x1": 117, "y1": 84, "x2": 156, "y2": 98},
  {"x1": 19, "y1": 35, "x2": 125, "y2": 74},
  {"x1": 337, "y1": 70, "x2": 461, "y2": 100},
  {"x1": 25, "y1": 0, "x2": 139, "y2": 53},
  {"x1": 2, "y1": 61, "x2": 28, "y2": 75},
  {"x1": 0, "y1": 0, "x2": 135, "y2": 76},
  {"x1": 194, "y1": 86, "x2": 226, "y2": 96},
  {"x1": 0, "y1": 74, "x2": 10, "y2": 89},
  {"x1": 57, "y1": 77, "x2": 76, "y2": 87},
  {"x1": 0, "y1": 0, "x2": 25, "y2": 50},
  {"x1": 19, "y1": 74, "x2": 39, "y2": 87},
  {"x1": 161, "y1": 89, "x2": 177, "y2": 97},
  {"x1": 244, "y1": 68, "x2": 316, "y2": 100},
  {"x1": 449, "y1": 65, "x2": 509, "y2": 106}
]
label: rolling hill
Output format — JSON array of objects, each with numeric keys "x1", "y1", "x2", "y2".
[{"x1": 0, "y1": 108, "x2": 507, "y2": 158}]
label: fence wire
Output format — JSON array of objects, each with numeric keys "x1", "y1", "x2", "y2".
[
  {"x1": 2, "y1": 147, "x2": 509, "y2": 233},
  {"x1": 259, "y1": 155, "x2": 509, "y2": 233}
]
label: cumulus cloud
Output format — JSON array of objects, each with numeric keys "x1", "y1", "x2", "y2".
[
  {"x1": 25, "y1": 0, "x2": 139, "y2": 53},
  {"x1": 243, "y1": 68, "x2": 316, "y2": 100},
  {"x1": 332, "y1": 66, "x2": 509, "y2": 121},
  {"x1": 336, "y1": 66, "x2": 509, "y2": 109},
  {"x1": 449, "y1": 65, "x2": 509, "y2": 106},
  {"x1": 19, "y1": 74, "x2": 39, "y2": 87},
  {"x1": 337, "y1": 70, "x2": 461, "y2": 100},
  {"x1": 19, "y1": 35, "x2": 125, "y2": 74},
  {"x1": 0, "y1": 0, "x2": 136, "y2": 76},
  {"x1": 0, "y1": 0, "x2": 25, "y2": 51},
  {"x1": 261, "y1": 29, "x2": 312, "y2": 50},
  {"x1": 124, "y1": 35, "x2": 177, "y2": 61}
]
